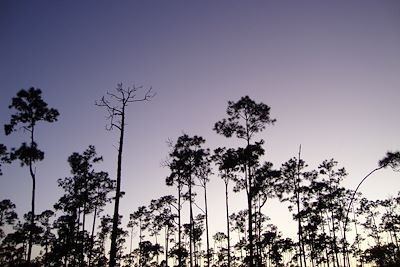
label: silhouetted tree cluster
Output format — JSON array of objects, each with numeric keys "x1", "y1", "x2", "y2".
[{"x1": 1, "y1": 88, "x2": 399, "y2": 267}]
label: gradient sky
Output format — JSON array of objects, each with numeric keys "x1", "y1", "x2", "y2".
[{"x1": 1, "y1": 0, "x2": 399, "y2": 241}]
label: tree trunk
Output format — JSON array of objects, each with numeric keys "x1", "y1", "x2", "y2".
[
  {"x1": 27, "y1": 126, "x2": 36, "y2": 265},
  {"x1": 245, "y1": 132, "x2": 255, "y2": 267},
  {"x1": 165, "y1": 226, "x2": 169, "y2": 267},
  {"x1": 296, "y1": 147, "x2": 307, "y2": 267},
  {"x1": 88, "y1": 205, "x2": 98, "y2": 267},
  {"x1": 27, "y1": 161, "x2": 35, "y2": 265},
  {"x1": 204, "y1": 184, "x2": 211, "y2": 267},
  {"x1": 82, "y1": 199, "x2": 87, "y2": 266},
  {"x1": 178, "y1": 183, "x2": 182, "y2": 267},
  {"x1": 247, "y1": 165, "x2": 255, "y2": 267},
  {"x1": 189, "y1": 179, "x2": 194, "y2": 267},
  {"x1": 109, "y1": 109, "x2": 125, "y2": 267},
  {"x1": 225, "y1": 181, "x2": 231, "y2": 267}
]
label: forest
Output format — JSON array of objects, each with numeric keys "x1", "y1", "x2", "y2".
[{"x1": 0, "y1": 86, "x2": 399, "y2": 267}]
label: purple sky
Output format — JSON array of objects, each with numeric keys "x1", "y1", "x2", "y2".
[{"x1": 1, "y1": 0, "x2": 399, "y2": 240}]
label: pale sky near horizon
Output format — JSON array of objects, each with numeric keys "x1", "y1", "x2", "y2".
[{"x1": 1, "y1": 0, "x2": 399, "y2": 244}]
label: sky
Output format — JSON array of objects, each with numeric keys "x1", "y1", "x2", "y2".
[{"x1": 1, "y1": 0, "x2": 400, "y2": 243}]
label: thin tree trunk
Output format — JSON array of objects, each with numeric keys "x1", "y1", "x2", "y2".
[
  {"x1": 225, "y1": 181, "x2": 231, "y2": 267},
  {"x1": 352, "y1": 205, "x2": 361, "y2": 267},
  {"x1": 155, "y1": 234, "x2": 159, "y2": 265},
  {"x1": 189, "y1": 180, "x2": 194, "y2": 267},
  {"x1": 371, "y1": 215, "x2": 381, "y2": 246},
  {"x1": 320, "y1": 210, "x2": 330, "y2": 267},
  {"x1": 245, "y1": 132, "x2": 255, "y2": 267},
  {"x1": 88, "y1": 205, "x2": 98, "y2": 267},
  {"x1": 204, "y1": 184, "x2": 211, "y2": 267},
  {"x1": 297, "y1": 145, "x2": 307, "y2": 267},
  {"x1": 27, "y1": 161, "x2": 35, "y2": 265},
  {"x1": 74, "y1": 207, "x2": 81, "y2": 265},
  {"x1": 165, "y1": 226, "x2": 169, "y2": 267},
  {"x1": 237, "y1": 230, "x2": 243, "y2": 262},
  {"x1": 139, "y1": 219, "x2": 142, "y2": 265},
  {"x1": 343, "y1": 165, "x2": 386, "y2": 267},
  {"x1": 330, "y1": 210, "x2": 340, "y2": 267},
  {"x1": 257, "y1": 197, "x2": 263, "y2": 266},
  {"x1": 325, "y1": 211, "x2": 336, "y2": 267},
  {"x1": 178, "y1": 183, "x2": 182, "y2": 267},
  {"x1": 27, "y1": 125, "x2": 36, "y2": 265},
  {"x1": 109, "y1": 109, "x2": 125, "y2": 267},
  {"x1": 82, "y1": 199, "x2": 87, "y2": 266},
  {"x1": 247, "y1": 165, "x2": 255, "y2": 267}
]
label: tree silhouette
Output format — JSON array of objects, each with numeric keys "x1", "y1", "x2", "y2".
[
  {"x1": 214, "y1": 95, "x2": 275, "y2": 267},
  {"x1": 166, "y1": 134, "x2": 209, "y2": 267},
  {"x1": 0, "y1": 144, "x2": 9, "y2": 176},
  {"x1": 379, "y1": 196, "x2": 400, "y2": 254},
  {"x1": 96, "y1": 83, "x2": 154, "y2": 267},
  {"x1": 1, "y1": 218, "x2": 30, "y2": 265},
  {"x1": 230, "y1": 210, "x2": 248, "y2": 263},
  {"x1": 250, "y1": 161, "x2": 279, "y2": 265},
  {"x1": 54, "y1": 145, "x2": 114, "y2": 266},
  {"x1": 149, "y1": 195, "x2": 178, "y2": 266},
  {"x1": 1, "y1": 92, "x2": 399, "y2": 267},
  {"x1": 36, "y1": 209, "x2": 55, "y2": 266},
  {"x1": 317, "y1": 159, "x2": 348, "y2": 267},
  {"x1": 195, "y1": 150, "x2": 212, "y2": 267},
  {"x1": 4, "y1": 87, "x2": 59, "y2": 264},
  {"x1": 129, "y1": 205, "x2": 151, "y2": 265},
  {"x1": 278, "y1": 156, "x2": 314, "y2": 267},
  {"x1": 343, "y1": 150, "x2": 400, "y2": 266},
  {"x1": 0, "y1": 199, "x2": 18, "y2": 240},
  {"x1": 213, "y1": 147, "x2": 240, "y2": 267},
  {"x1": 165, "y1": 142, "x2": 185, "y2": 267}
]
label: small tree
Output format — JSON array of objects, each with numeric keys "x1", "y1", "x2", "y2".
[
  {"x1": 129, "y1": 205, "x2": 151, "y2": 265},
  {"x1": 149, "y1": 195, "x2": 177, "y2": 266},
  {"x1": 4, "y1": 87, "x2": 59, "y2": 264},
  {"x1": 96, "y1": 83, "x2": 154, "y2": 267}
]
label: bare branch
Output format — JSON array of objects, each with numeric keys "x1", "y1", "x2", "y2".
[
  {"x1": 107, "y1": 91, "x2": 124, "y2": 102},
  {"x1": 193, "y1": 202, "x2": 206, "y2": 214},
  {"x1": 111, "y1": 123, "x2": 122, "y2": 131},
  {"x1": 131, "y1": 86, "x2": 156, "y2": 103},
  {"x1": 97, "y1": 83, "x2": 155, "y2": 134}
]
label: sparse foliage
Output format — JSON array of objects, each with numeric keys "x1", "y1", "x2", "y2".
[{"x1": 4, "y1": 87, "x2": 59, "y2": 264}]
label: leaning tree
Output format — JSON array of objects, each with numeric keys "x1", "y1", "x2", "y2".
[{"x1": 4, "y1": 87, "x2": 59, "y2": 264}]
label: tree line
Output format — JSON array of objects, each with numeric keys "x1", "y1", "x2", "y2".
[{"x1": 0, "y1": 85, "x2": 399, "y2": 267}]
